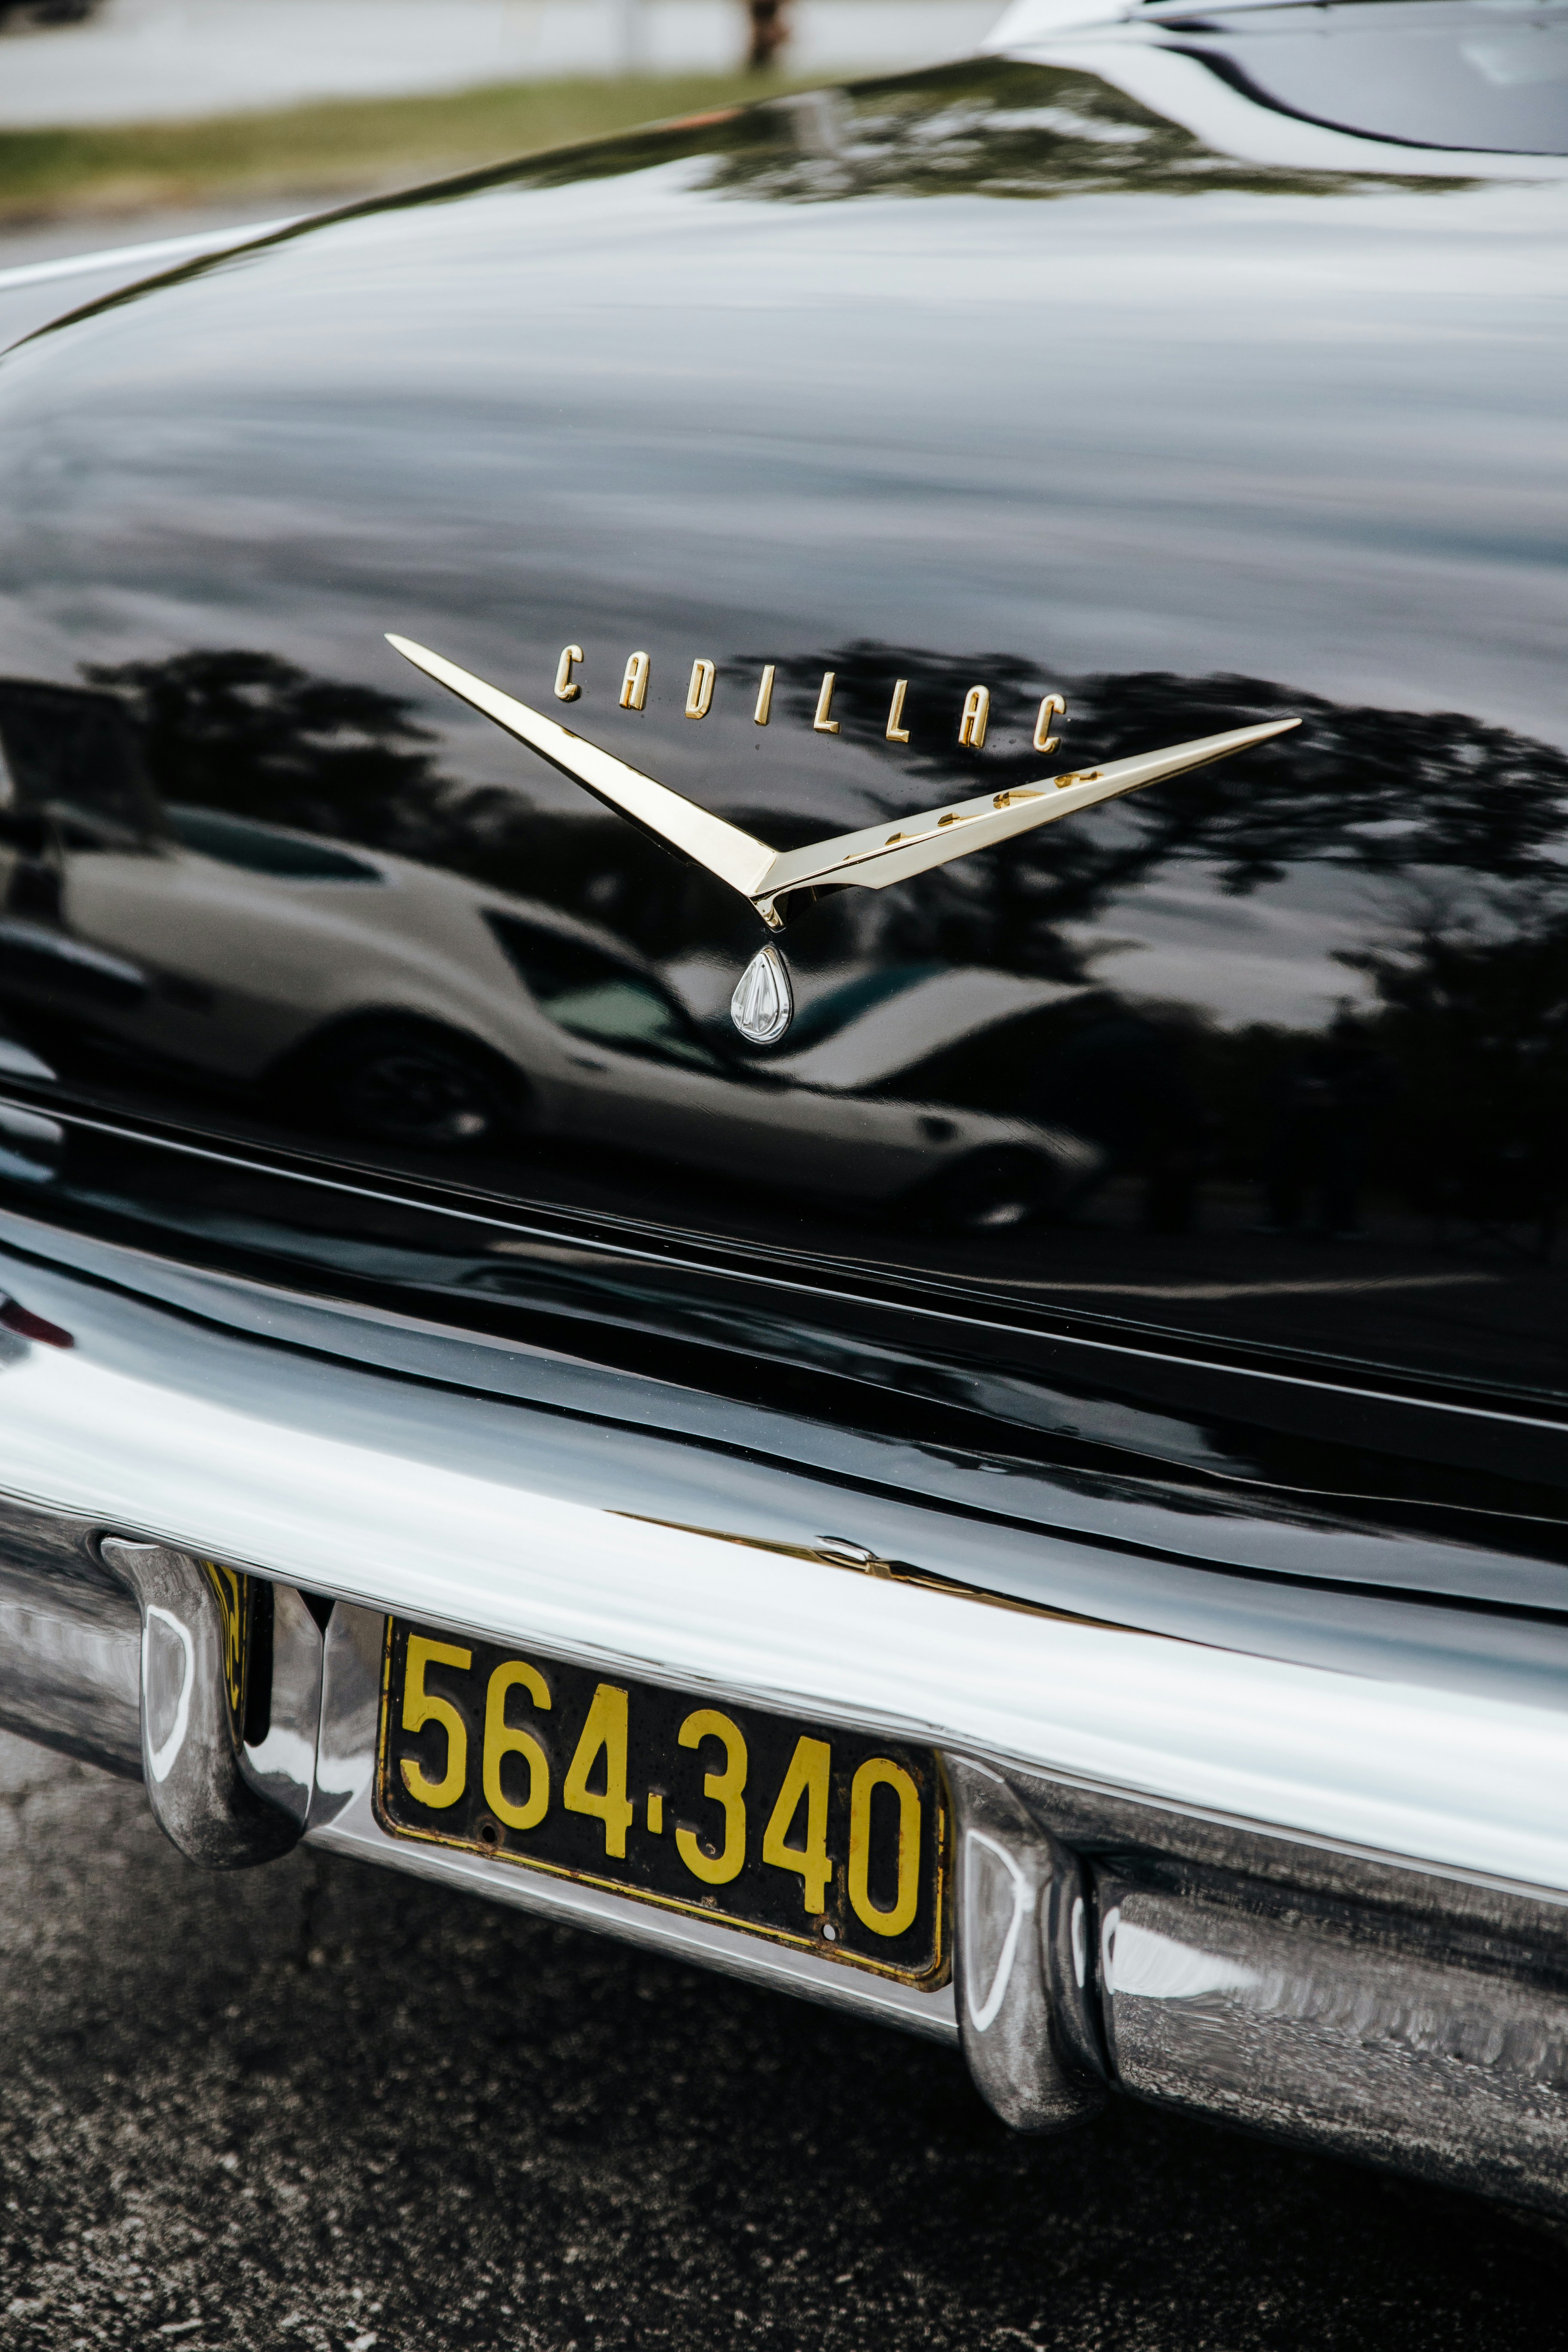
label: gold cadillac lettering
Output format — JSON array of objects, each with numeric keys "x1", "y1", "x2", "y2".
[
  {"x1": 387, "y1": 634, "x2": 1297, "y2": 1038},
  {"x1": 602, "y1": 646, "x2": 1060, "y2": 751}
]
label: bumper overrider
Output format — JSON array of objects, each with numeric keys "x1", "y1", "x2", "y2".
[{"x1": 4, "y1": 1231, "x2": 1568, "y2": 2209}]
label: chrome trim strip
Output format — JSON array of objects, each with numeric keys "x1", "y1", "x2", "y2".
[
  {"x1": 313, "y1": 1784, "x2": 961, "y2": 2039},
  {"x1": 1, "y1": 1242, "x2": 1566, "y2": 1911}
]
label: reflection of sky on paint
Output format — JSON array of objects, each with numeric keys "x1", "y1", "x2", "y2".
[
  {"x1": 0, "y1": 125, "x2": 1564, "y2": 841},
  {"x1": 1071, "y1": 861, "x2": 1383, "y2": 1029}
]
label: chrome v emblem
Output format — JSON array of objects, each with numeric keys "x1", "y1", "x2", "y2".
[{"x1": 389, "y1": 636, "x2": 1298, "y2": 931}]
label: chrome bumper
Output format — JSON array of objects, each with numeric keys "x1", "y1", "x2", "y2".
[{"x1": 4, "y1": 1233, "x2": 1568, "y2": 2205}]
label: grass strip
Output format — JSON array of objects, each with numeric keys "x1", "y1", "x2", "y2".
[{"x1": 0, "y1": 72, "x2": 807, "y2": 223}]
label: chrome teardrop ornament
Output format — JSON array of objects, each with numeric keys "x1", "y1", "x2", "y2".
[{"x1": 730, "y1": 944, "x2": 793, "y2": 1044}]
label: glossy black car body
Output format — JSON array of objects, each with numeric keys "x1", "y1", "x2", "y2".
[{"x1": 2, "y1": 0, "x2": 1567, "y2": 2205}]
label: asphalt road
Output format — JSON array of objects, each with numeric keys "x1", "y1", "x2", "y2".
[{"x1": 2, "y1": 1729, "x2": 1565, "y2": 2352}]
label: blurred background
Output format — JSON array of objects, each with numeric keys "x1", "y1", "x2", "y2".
[{"x1": 0, "y1": 0, "x2": 996, "y2": 284}]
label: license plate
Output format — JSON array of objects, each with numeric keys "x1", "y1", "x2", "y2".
[{"x1": 375, "y1": 1617, "x2": 949, "y2": 1987}]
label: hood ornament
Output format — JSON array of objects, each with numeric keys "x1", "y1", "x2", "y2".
[
  {"x1": 387, "y1": 634, "x2": 1298, "y2": 1041},
  {"x1": 730, "y1": 944, "x2": 793, "y2": 1045}
]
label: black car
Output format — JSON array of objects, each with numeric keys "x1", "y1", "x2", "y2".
[{"x1": 2, "y1": 0, "x2": 1567, "y2": 2208}]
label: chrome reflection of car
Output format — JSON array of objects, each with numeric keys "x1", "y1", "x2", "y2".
[{"x1": 3, "y1": 0, "x2": 1568, "y2": 2219}]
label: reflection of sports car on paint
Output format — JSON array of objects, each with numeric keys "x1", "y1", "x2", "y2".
[{"x1": 0, "y1": 757, "x2": 1096, "y2": 1222}]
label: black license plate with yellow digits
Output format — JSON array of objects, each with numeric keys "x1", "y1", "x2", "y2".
[{"x1": 375, "y1": 1618, "x2": 949, "y2": 1987}]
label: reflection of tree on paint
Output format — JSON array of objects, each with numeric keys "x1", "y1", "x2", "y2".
[
  {"x1": 493, "y1": 60, "x2": 1422, "y2": 210},
  {"x1": 83, "y1": 647, "x2": 737, "y2": 960},
  {"x1": 85, "y1": 644, "x2": 1568, "y2": 983},
  {"x1": 86, "y1": 650, "x2": 440, "y2": 849},
  {"x1": 1335, "y1": 888, "x2": 1568, "y2": 1246},
  {"x1": 1154, "y1": 891, "x2": 1568, "y2": 1247},
  {"x1": 754, "y1": 646, "x2": 1568, "y2": 1240},
  {"x1": 761, "y1": 644, "x2": 1568, "y2": 983},
  {"x1": 1023, "y1": 1007, "x2": 1210, "y2": 1234},
  {"x1": 1258, "y1": 1012, "x2": 1398, "y2": 1239}
]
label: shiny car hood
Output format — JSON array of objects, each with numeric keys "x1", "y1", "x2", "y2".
[{"x1": 0, "y1": 29, "x2": 1565, "y2": 1535}]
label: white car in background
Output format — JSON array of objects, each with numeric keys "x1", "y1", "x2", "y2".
[{"x1": 0, "y1": 794, "x2": 1097, "y2": 1224}]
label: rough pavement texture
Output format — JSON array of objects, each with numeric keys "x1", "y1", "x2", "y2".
[{"x1": 1, "y1": 1730, "x2": 1564, "y2": 2352}]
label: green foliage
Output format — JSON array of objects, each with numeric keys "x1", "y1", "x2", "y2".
[{"x1": 0, "y1": 73, "x2": 808, "y2": 223}]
